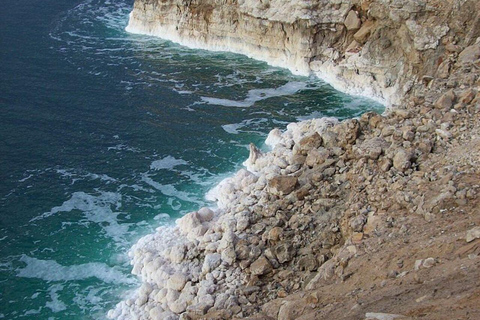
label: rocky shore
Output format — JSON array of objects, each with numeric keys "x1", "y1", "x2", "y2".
[{"x1": 109, "y1": 0, "x2": 480, "y2": 319}]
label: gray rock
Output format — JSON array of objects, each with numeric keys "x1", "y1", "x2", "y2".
[
  {"x1": 274, "y1": 243, "x2": 296, "y2": 264},
  {"x1": 202, "y1": 253, "x2": 221, "y2": 273},
  {"x1": 221, "y1": 246, "x2": 237, "y2": 265},
  {"x1": 350, "y1": 215, "x2": 367, "y2": 232},
  {"x1": 297, "y1": 255, "x2": 318, "y2": 271}
]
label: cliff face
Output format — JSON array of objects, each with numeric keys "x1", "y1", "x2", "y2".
[
  {"x1": 109, "y1": 1, "x2": 480, "y2": 320},
  {"x1": 126, "y1": 0, "x2": 479, "y2": 106}
]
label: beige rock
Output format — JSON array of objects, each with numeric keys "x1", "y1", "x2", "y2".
[
  {"x1": 434, "y1": 89, "x2": 455, "y2": 110},
  {"x1": 344, "y1": 10, "x2": 361, "y2": 31},
  {"x1": 268, "y1": 176, "x2": 298, "y2": 195},
  {"x1": 458, "y1": 44, "x2": 480, "y2": 64},
  {"x1": 354, "y1": 20, "x2": 375, "y2": 44},
  {"x1": 352, "y1": 232, "x2": 364, "y2": 244},
  {"x1": 267, "y1": 227, "x2": 283, "y2": 242},
  {"x1": 167, "y1": 273, "x2": 188, "y2": 291},
  {"x1": 295, "y1": 132, "x2": 323, "y2": 154},
  {"x1": 250, "y1": 256, "x2": 273, "y2": 276},
  {"x1": 305, "y1": 148, "x2": 329, "y2": 167},
  {"x1": 393, "y1": 149, "x2": 413, "y2": 172}
]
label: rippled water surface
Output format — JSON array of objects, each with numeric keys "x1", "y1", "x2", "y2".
[{"x1": 0, "y1": 0, "x2": 383, "y2": 318}]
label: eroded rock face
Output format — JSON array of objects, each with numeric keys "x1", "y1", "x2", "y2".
[{"x1": 126, "y1": 0, "x2": 480, "y2": 107}]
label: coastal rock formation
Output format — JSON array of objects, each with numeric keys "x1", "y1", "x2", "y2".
[
  {"x1": 109, "y1": 0, "x2": 480, "y2": 319},
  {"x1": 126, "y1": 0, "x2": 480, "y2": 106}
]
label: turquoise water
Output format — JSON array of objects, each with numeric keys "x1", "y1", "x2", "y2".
[{"x1": 0, "y1": 0, "x2": 383, "y2": 319}]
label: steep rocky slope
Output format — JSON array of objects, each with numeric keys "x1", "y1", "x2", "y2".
[{"x1": 109, "y1": 1, "x2": 480, "y2": 319}]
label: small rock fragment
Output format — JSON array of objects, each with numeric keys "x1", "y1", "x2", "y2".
[{"x1": 466, "y1": 227, "x2": 480, "y2": 243}]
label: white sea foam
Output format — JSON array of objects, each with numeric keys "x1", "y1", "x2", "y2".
[
  {"x1": 141, "y1": 174, "x2": 204, "y2": 207},
  {"x1": 30, "y1": 191, "x2": 130, "y2": 245},
  {"x1": 17, "y1": 255, "x2": 135, "y2": 284},
  {"x1": 222, "y1": 118, "x2": 269, "y2": 135},
  {"x1": 150, "y1": 156, "x2": 188, "y2": 171},
  {"x1": 222, "y1": 123, "x2": 242, "y2": 134},
  {"x1": 107, "y1": 143, "x2": 141, "y2": 153},
  {"x1": 55, "y1": 168, "x2": 117, "y2": 183},
  {"x1": 201, "y1": 81, "x2": 308, "y2": 108},
  {"x1": 18, "y1": 174, "x2": 33, "y2": 183},
  {"x1": 23, "y1": 308, "x2": 41, "y2": 316},
  {"x1": 46, "y1": 284, "x2": 67, "y2": 313}
]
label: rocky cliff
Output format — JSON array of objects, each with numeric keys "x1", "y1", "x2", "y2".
[
  {"x1": 109, "y1": 1, "x2": 480, "y2": 319},
  {"x1": 126, "y1": 0, "x2": 479, "y2": 106}
]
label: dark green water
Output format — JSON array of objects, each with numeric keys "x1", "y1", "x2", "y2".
[{"x1": 0, "y1": 0, "x2": 383, "y2": 318}]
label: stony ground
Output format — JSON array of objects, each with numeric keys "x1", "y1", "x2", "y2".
[{"x1": 236, "y1": 41, "x2": 480, "y2": 320}]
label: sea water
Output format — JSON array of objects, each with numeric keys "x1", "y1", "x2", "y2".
[{"x1": 0, "y1": 0, "x2": 383, "y2": 319}]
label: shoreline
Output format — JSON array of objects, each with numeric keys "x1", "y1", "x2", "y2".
[{"x1": 110, "y1": 1, "x2": 480, "y2": 319}]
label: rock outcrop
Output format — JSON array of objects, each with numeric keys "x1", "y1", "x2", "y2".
[
  {"x1": 109, "y1": 0, "x2": 480, "y2": 319},
  {"x1": 126, "y1": 0, "x2": 480, "y2": 106}
]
